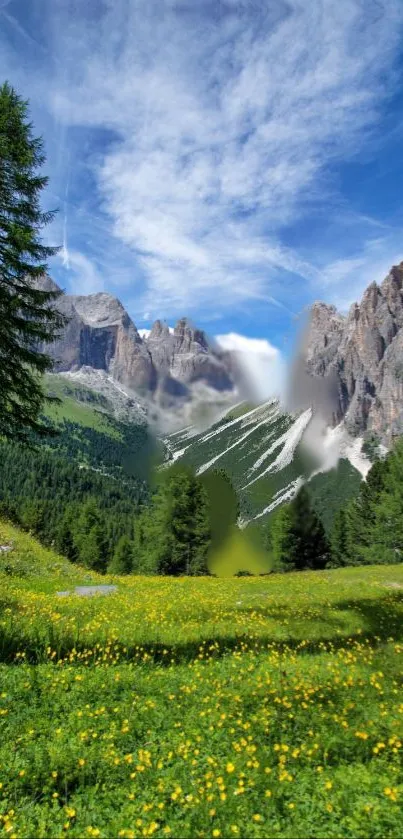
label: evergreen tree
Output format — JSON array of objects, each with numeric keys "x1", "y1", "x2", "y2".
[
  {"x1": 270, "y1": 487, "x2": 330, "y2": 572},
  {"x1": 55, "y1": 507, "x2": 78, "y2": 562},
  {"x1": 270, "y1": 504, "x2": 295, "y2": 572},
  {"x1": 292, "y1": 487, "x2": 330, "y2": 571},
  {"x1": 344, "y1": 457, "x2": 390, "y2": 564},
  {"x1": 140, "y1": 466, "x2": 211, "y2": 576},
  {"x1": 20, "y1": 498, "x2": 47, "y2": 537},
  {"x1": 73, "y1": 500, "x2": 108, "y2": 572},
  {"x1": 364, "y1": 439, "x2": 403, "y2": 565},
  {"x1": 329, "y1": 508, "x2": 348, "y2": 567},
  {"x1": 0, "y1": 82, "x2": 64, "y2": 442},
  {"x1": 108, "y1": 535, "x2": 133, "y2": 575},
  {"x1": 79, "y1": 524, "x2": 108, "y2": 573}
]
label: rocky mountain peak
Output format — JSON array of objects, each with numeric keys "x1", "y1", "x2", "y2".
[
  {"x1": 173, "y1": 318, "x2": 209, "y2": 354},
  {"x1": 303, "y1": 260, "x2": 403, "y2": 442},
  {"x1": 148, "y1": 319, "x2": 171, "y2": 340},
  {"x1": 39, "y1": 280, "x2": 236, "y2": 407},
  {"x1": 72, "y1": 292, "x2": 136, "y2": 330}
]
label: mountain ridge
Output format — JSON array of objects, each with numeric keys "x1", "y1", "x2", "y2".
[
  {"x1": 37, "y1": 276, "x2": 238, "y2": 429},
  {"x1": 299, "y1": 261, "x2": 403, "y2": 443}
]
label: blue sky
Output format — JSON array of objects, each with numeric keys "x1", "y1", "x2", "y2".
[{"x1": 1, "y1": 0, "x2": 403, "y2": 361}]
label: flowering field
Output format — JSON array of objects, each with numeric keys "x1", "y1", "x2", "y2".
[{"x1": 0, "y1": 521, "x2": 403, "y2": 838}]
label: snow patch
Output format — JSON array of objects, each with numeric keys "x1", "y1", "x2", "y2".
[
  {"x1": 307, "y1": 423, "x2": 371, "y2": 480},
  {"x1": 252, "y1": 477, "x2": 304, "y2": 522},
  {"x1": 243, "y1": 409, "x2": 312, "y2": 488},
  {"x1": 198, "y1": 400, "x2": 277, "y2": 445},
  {"x1": 196, "y1": 414, "x2": 272, "y2": 476}
]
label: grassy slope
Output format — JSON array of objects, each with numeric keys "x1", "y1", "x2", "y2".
[
  {"x1": 44, "y1": 376, "x2": 121, "y2": 437},
  {"x1": 36, "y1": 375, "x2": 162, "y2": 483},
  {"x1": 1, "y1": 521, "x2": 402, "y2": 838}
]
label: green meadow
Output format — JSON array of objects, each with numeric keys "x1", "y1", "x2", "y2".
[{"x1": 0, "y1": 521, "x2": 402, "y2": 838}]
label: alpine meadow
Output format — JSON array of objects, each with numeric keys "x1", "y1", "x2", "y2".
[{"x1": 2, "y1": 2, "x2": 403, "y2": 838}]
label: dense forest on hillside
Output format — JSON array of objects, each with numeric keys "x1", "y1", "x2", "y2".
[
  {"x1": 264, "y1": 438, "x2": 403, "y2": 572},
  {"x1": 2, "y1": 419, "x2": 403, "y2": 576},
  {"x1": 0, "y1": 438, "x2": 149, "y2": 571}
]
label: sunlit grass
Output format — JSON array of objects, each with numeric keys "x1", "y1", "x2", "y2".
[{"x1": 0, "y1": 520, "x2": 402, "y2": 838}]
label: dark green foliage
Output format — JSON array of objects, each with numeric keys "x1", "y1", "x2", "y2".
[
  {"x1": 108, "y1": 535, "x2": 134, "y2": 575},
  {"x1": 74, "y1": 501, "x2": 109, "y2": 573},
  {"x1": 0, "y1": 437, "x2": 147, "y2": 570},
  {"x1": 361, "y1": 439, "x2": 403, "y2": 565},
  {"x1": 343, "y1": 458, "x2": 390, "y2": 565},
  {"x1": 0, "y1": 82, "x2": 65, "y2": 442},
  {"x1": 329, "y1": 508, "x2": 348, "y2": 567},
  {"x1": 36, "y1": 416, "x2": 158, "y2": 482},
  {"x1": 269, "y1": 504, "x2": 295, "y2": 572},
  {"x1": 331, "y1": 438, "x2": 403, "y2": 568},
  {"x1": 308, "y1": 459, "x2": 362, "y2": 533},
  {"x1": 362, "y1": 432, "x2": 382, "y2": 463},
  {"x1": 133, "y1": 465, "x2": 212, "y2": 576},
  {"x1": 55, "y1": 507, "x2": 78, "y2": 563},
  {"x1": 270, "y1": 487, "x2": 330, "y2": 572}
]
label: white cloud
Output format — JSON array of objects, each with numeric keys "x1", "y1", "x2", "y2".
[
  {"x1": 319, "y1": 239, "x2": 403, "y2": 312},
  {"x1": 215, "y1": 332, "x2": 286, "y2": 403},
  {"x1": 215, "y1": 332, "x2": 278, "y2": 358},
  {"x1": 59, "y1": 251, "x2": 105, "y2": 296},
  {"x1": 1, "y1": 0, "x2": 403, "y2": 317}
]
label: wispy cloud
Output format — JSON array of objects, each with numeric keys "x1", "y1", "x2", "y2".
[
  {"x1": 59, "y1": 250, "x2": 105, "y2": 296},
  {"x1": 1, "y1": 0, "x2": 403, "y2": 320},
  {"x1": 318, "y1": 237, "x2": 403, "y2": 311}
]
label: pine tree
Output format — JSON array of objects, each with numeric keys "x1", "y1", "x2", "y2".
[
  {"x1": 108, "y1": 535, "x2": 134, "y2": 575},
  {"x1": 344, "y1": 457, "x2": 390, "y2": 565},
  {"x1": 141, "y1": 466, "x2": 211, "y2": 576},
  {"x1": 0, "y1": 82, "x2": 64, "y2": 442},
  {"x1": 73, "y1": 500, "x2": 109, "y2": 572},
  {"x1": 364, "y1": 439, "x2": 403, "y2": 565},
  {"x1": 291, "y1": 488, "x2": 330, "y2": 571},
  {"x1": 55, "y1": 507, "x2": 78, "y2": 562},
  {"x1": 20, "y1": 498, "x2": 47, "y2": 537},
  {"x1": 270, "y1": 487, "x2": 330, "y2": 572},
  {"x1": 329, "y1": 508, "x2": 348, "y2": 567},
  {"x1": 79, "y1": 525, "x2": 108, "y2": 573},
  {"x1": 270, "y1": 504, "x2": 295, "y2": 572}
]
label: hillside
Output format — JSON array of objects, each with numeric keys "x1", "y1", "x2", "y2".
[
  {"x1": 1, "y1": 520, "x2": 402, "y2": 838},
  {"x1": 0, "y1": 378, "x2": 158, "y2": 571},
  {"x1": 41, "y1": 374, "x2": 161, "y2": 481},
  {"x1": 164, "y1": 401, "x2": 364, "y2": 532}
]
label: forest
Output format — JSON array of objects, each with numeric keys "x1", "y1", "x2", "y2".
[{"x1": 1, "y1": 415, "x2": 403, "y2": 576}]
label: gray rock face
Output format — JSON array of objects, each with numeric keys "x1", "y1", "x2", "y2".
[
  {"x1": 38, "y1": 278, "x2": 235, "y2": 403},
  {"x1": 41, "y1": 283, "x2": 155, "y2": 393},
  {"x1": 301, "y1": 262, "x2": 403, "y2": 443}
]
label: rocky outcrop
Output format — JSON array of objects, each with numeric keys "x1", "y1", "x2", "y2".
[
  {"x1": 38, "y1": 277, "x2": 235, "y2": 403},
  {"x1": 300, "y1": 262, "x2": 403, "y2": 443},
  {"x1": 41, "y1": 284, "x2": 156, "y2": 393}
]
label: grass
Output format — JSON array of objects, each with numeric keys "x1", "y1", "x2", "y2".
[
  {"x1": 0, "y1": 520, "x2": 403, "y2": 838},
  {"x1": 44, "y1": 377, "x2": 120, "y2": 438}
]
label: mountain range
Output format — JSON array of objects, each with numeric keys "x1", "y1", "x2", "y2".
[
  {"x1": 37, "y1": 261, "x2": 403, "y2": 530},
  {"x1": 38, "y1": 275, "x2": 239, "y2": 429}
]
